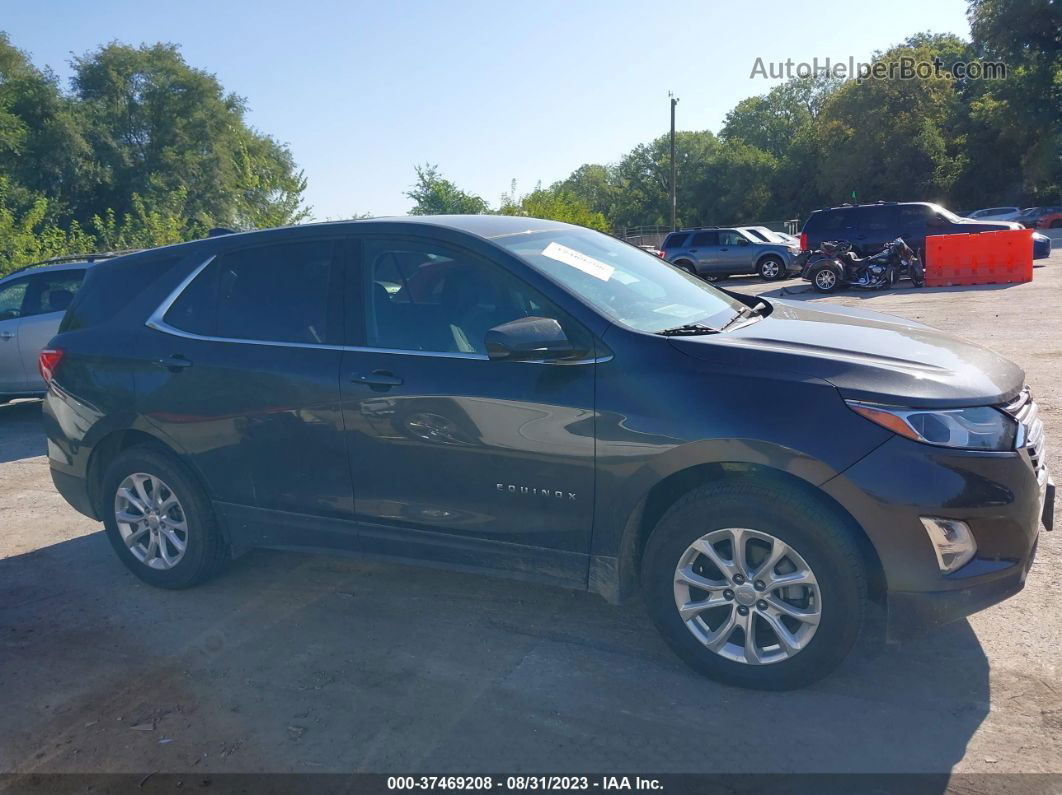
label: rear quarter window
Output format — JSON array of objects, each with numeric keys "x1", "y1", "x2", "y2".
[
  {"x1": 60, "y1": 255, "x2": 183, "y2": 332},
  {"x1": 804, "y1": 209, "x2": 856, "y2": 235},
  {"x1": 662, "y1": 233, "x2": 689, "y2": 249}
]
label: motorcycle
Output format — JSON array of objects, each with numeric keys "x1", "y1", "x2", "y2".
[{"x1": 802, "y1": 238, "x2": 924, "y2": 294}]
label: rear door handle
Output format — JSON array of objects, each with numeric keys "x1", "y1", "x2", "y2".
[
  {"x1": 156, "y1": 354, "x2": 193, "y2": 372},
  {"x1": 354, "y1": 370, "x2": 403, "y2": 387}
]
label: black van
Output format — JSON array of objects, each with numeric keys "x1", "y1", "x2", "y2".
[
  {"x1": 41, "y1": 216, "x2": 1053, "y2": 690},
  {"x1": 800, "y1": 201, "x2": 1050, "y2": 258}
]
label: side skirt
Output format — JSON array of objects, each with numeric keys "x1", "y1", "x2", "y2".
[{"x1": 214, "y1": 501, "x2": 591, "y2": 591}]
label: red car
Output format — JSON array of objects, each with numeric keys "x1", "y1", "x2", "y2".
[{"x1": 1019, "y1": 207, "x2": 1062, "y2": 229}]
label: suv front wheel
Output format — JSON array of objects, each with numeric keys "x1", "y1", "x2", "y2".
[
  {"x1": 757, "y1": 255, "x2": 785, "y2": 281},
  {"x1": 642, "y1": 478, "x2": 867, "y2": 689},
  {"x1": 102, "y1": 447, "x2": 228, "y2": 589}
]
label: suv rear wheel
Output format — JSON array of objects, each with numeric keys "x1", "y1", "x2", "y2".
[
  {"x1": 102, "y1": 447, "x2": 228, "y2": 588},
  {"x1": 642, "y1": 478, "x2": 866, "y2": 690}
]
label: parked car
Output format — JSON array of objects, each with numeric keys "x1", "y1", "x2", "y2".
[
  {"x1": 637, "y1": 244, "x2": 662, "y2": 257},
  {"x1": 738, "y1": 226, "x2": 800, "y2": 247},
  {"x1": 966, "y1": 207, "x2": 1022, "y2": 222},
  {"x1": 661, "y1": 227, "x2": 800, "y2": 281},
  {"x1": 0, "y1": 259, "x2": 94, "y2": 403},
  {"x1": 1018, "y1": 206, "x2": 1062, "y2": 229},
  {"x1": 43, "y1": 217, "x2": 1052, "y2": 690},
  {"x1": 800, "y1": 202, "x2": 1052, "y2": 261}
]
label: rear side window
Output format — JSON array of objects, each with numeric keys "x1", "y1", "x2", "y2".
[
  {"x1": 690, "y1": 231, "x2": 718, "y2": 246},
  {"x1": 804, "y1": 209, "x2": 855, "y2": 234},
  {"x1": 662, "y1": 233, "x2": 689, "y2": 249},
  {"x1": 164, "y1": 240, "x2": 337, "y2": 345},
  {"x1": 61, "y1": 256, "x2": 181, "y2": 332},
  {"x1": 860, "y1": 205, "x2": 899, "y2": 230},
  {"x1": 23, "y1": 270, "x2": 85, "y2": 317}
]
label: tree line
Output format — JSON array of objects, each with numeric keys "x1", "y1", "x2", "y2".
[
  {"x1": 408, "y1": 0, "x2": 1060, "y2": 231},
  {"x1": 1, "y1": 0, "x2": 1057, "y2": 274},
  {"x1": 0, "y1": 34, "x2": 307, "y2": 274}
]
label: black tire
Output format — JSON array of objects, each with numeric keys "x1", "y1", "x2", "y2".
[
  {"x1": 757, "y1": 255, "x2": 786, "y2": 282},
  {"x1": 673, "y1": 260, "x2": 697, "y2": 277},
  {"x1": 810, "y1": 266, "x2": 843, "y2": 294},
  {"x1": 641, "y1": 478, "x2": 867, "y2": 690},
  {"x1": 910, "y1": 257, "x2": 925, "y2": 288},
  {"x1": 702, "y1": 273, "x2": 728, "y2": 283},
  {"x1": 101, "y1": 446, "x2": 228, "y2": 589}
]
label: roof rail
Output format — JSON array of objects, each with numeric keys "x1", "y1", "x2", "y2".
[{"x1": 2, "y1": 249, "x2": 142, "y2": 279}]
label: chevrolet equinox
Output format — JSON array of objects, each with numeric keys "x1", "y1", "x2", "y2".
[{"x1": 42, "y1": 216, "x2": 1054, "y2": 690}]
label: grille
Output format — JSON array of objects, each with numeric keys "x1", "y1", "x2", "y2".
[{"x1": 1003, "y1": 387, "x2": 1046, "y2": 474}]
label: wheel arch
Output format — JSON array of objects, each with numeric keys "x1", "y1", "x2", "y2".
[
  {"x1": 86, "y1": 428, "x2": 215, "y2": 524},
  {"x1": 595, "y1": 462, "x2": 885, "y2": 609}
]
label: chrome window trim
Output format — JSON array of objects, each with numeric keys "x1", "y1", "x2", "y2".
[{"x1": 145, "y1": 253, "x2": 611, "y2": 364}]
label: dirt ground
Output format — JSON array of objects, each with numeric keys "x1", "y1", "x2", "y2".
[{"x1": 0, "y1": 250, "x2": 1059, "y2": 782}]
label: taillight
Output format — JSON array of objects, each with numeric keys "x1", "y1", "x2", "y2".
[
  {"x1": 38, "y1": 348, "x2": 64, "y2": 386},
  {"x1": 658, "y1": 250, "x2": 666, "y2": 258},
  {"x1": 800, "y1": 232, "x2": 808, "y2": 251}
]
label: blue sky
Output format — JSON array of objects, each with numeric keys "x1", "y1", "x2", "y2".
[{"x1": 5, "y1": 0, "x2": 970, "y2": 219}]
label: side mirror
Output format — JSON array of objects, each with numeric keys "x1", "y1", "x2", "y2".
[{"x1": 485, "y1": 316, "x2": 574, "y2": 362}]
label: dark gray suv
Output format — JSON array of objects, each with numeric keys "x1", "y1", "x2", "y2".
[
  {"x1": 662, "y1": 227, "x2": 800, "y2": 281},
  {"x1": 41, "y1": 216, "x2": 1053, "y2": 690}
]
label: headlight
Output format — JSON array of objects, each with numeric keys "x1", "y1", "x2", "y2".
[{"x1": 846, "y1": 401, "x2": 1017, "y2": 451}]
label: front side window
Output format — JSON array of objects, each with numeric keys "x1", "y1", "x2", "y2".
[
  {"x1": 494, "y1": 227, "x2": 747, "y2": 334},
  {"x1": 362, "y1": 239, "x2": 579, "y2": 355},
  {"x1": 718, "y1": 230, "x2": 745, "y2": 246},
  {"x1": 0, "y1": 277, "x2": 30, "y2": 321},
  {"x1": 164, "y1": 240, "x2": 335, "y2": 344}
]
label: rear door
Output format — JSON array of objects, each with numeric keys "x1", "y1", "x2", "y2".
[
  {"x1": 0, "y1": 276, "x2": 31, "y2": 392},
  {"x1": 138, "y1": 236, "x2": 354, "y2": 522},
  {"x1": 854, "y1": 205, "x2": 899, "y2": 255},
  {"x1": 17, "y1": 268, "x2": 86, "y2": 391},
  {"x1": 688, "y1": 230, "x2": 721, "y2": 272}
]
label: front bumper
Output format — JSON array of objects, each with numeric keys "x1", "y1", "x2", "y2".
[
  {"x1": 821, "y1": 434, "x2": 1050, "y2": 641},
  {"x1": 1033, "y1": 234, "x2": 1051, "y2": 259}
]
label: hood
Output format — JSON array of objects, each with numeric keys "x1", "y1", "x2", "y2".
[
  {"x1": 957, "y1": 218, "x2": 1023, "y2": 231},
  {"x1": 670, "y1": 299, "x2": 1024, "y2": 407}
]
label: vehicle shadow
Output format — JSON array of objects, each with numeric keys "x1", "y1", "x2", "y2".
[
  {"x1": 0, "y1": 400, "x2": 45, "y2": 463},
  {"x1": 759, "y1": 280, "x2": 1025, "y2": 301},
  {"x1": 0, "y1": 532, "x2": 990, "y2": 779}
]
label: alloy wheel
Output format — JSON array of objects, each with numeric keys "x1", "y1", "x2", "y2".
[
  {"x1": 814, "y1": 270, "x2": 837, "y2": 290},
  {"x1": 761, "y1": 260, "x2": 780, "y2": 279},
  {"x1": 673, "y1": 527, "x2": 821, "y2": 665},
  {"x1": 114, "y1": 473, "x2": 189, "y2": 570}
]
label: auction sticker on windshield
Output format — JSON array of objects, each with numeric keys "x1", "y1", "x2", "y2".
[{"x1": 541, "y1": 241, "x2": 615, "y2": 281}]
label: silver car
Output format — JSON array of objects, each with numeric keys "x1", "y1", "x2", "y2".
[
  {"x1": 0, "y1": 261, "x2": 92, "y2": 402},
  {"x1": 660, "y1": 227, "x2": 801, "y2": 282}
]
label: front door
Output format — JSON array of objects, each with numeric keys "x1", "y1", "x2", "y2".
[
  {"x1": 339, "y1": 235, "x2": 596, "y2": 569},
  {"x1": 716, "y1": 229, "x2": 753, "y2": 271}
]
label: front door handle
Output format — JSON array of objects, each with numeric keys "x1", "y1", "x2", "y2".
[
  {"x1": 155, "y1": 354, "x2": 193, "y2": 372},
  {"x1": 354, "y1": 370, "x2": 403, "y2": 388},
  {"x1": 0, "y1": 331, "x2": 14, "y2": 341}
]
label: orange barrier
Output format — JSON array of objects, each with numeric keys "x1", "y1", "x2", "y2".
[{"x1": 923, "y1": 229, "x2": 1033, "y2": 287}]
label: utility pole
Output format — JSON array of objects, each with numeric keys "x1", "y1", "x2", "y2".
[{"x1": 669, "y1": 92, "x2": 679, "y2": 231}]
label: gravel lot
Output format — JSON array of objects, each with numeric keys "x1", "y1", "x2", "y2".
[{"x1": 1, "y1": 250, "x2": 1059, "y2": 782}]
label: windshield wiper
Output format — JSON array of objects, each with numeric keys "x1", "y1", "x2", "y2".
[
  {"x1": 657, "y1": 323, "x2": 720, "y2": 336},
  {"x1": 717, "y1": 303, "x2": 764, "y2": 332}
]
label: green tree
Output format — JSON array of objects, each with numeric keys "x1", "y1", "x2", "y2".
[
  {"x1": 497, "y1": 183, "x2": 609, "y2": 231},
  {"x1": 71, "y1": 41, "x2": 307, "y2": 231},
  {"x1": 405, "y1": 164, "x2": 490, "y2": 215}
]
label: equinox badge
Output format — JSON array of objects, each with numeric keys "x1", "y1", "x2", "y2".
[{"x1": 497, "y1": 483, "x2": 576, "y2": 501}]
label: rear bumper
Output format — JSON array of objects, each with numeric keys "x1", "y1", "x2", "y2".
[{"x1": 50, "y1": 466, "x2": 97, "y2": 520}]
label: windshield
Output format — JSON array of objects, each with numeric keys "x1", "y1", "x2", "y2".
[{"x1": 494, "y1": 227, "x2": 748, "y2": 333}]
